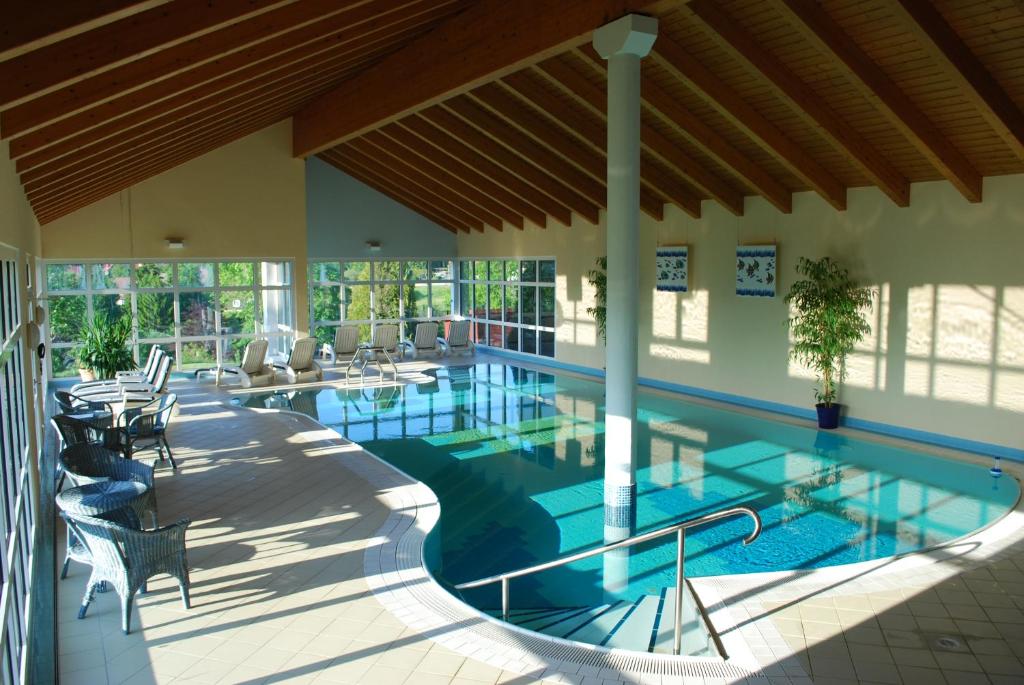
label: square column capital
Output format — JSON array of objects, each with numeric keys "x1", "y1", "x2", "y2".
[{"x1": 593, "y1": 13, "x2": 658, "y2": 59}]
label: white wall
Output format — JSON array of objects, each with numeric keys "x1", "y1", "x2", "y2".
[
  {"x1": 457, "y1": 175, "x2": 1024, "y2": 452},
  {"x1": 306, "y1": 156, "x2": 456, "y2": 259},
  {"x1": 1, "y1": 139, "x2": 41, "y2": 255}
]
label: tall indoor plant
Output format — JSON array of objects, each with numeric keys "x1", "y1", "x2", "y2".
[
  {"x1": 586, "y1": 256, "x2": 607, "y2": 345},
  {"x1": 785, "y1": 256, "x2": 873, "y2": 429},
  {"x1": 75, "y1": 313, "x2": 136, "y2": 381}
]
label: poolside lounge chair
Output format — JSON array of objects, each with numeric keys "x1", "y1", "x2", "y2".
[
  {"x1": 78, "y1": 355, "x2": 171, "y2": 404},
  {"x1": 71, "y1": 347, "x2": 164, "y2": 394},
  {"x1": 275, "y1": 337, "x2": 323, "y2": 384},
  {"x1": 215, "y1": 339, "x2": 273, "y2": 388},
  {"x1": 347, "y1": 323, "x2": 399, "y2": 384},
  {"x1": 440, "y1": 319, "x2": 475, "y2": 357},
  {"x1": 328, "y1": 325, "x2": 360, "y2": 366},
  {"x1": 399, "y1": 321, "x2": 442, "y2": 360}
]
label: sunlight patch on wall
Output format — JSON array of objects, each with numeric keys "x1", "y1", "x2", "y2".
[
  {"x1": 998, "y1": 287, "x2": 1024, "y2": 368},
  {"x1": 649, "y1": 342, "x2": 711, "y2": 364},
  {"x1": 995, "y1": 370, "x2": 1024, "y2": 410},
  {"x1": 933, "y1": 363, "x2": 990, "y2": 405},
  {"x1": 935, "y1": 285, "x2": 995, "y2": 363},
  {"x1": 906, "y1": 284, "x2": 934, "y2": 357},
  {"x1": 904, "y1": 359, "x2": 931, "y2": 397},
  {"x1": 847, "y1": 284, "x2": 889, "y2": 390}
]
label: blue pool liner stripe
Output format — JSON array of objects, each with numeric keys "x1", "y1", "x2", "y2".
[{"x1": 481, "y1": 346, "x2": 1024, "y2": 462}]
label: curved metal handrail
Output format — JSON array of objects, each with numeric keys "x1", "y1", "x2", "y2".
[{"x1": 454, "y1": 505, "x2": 761, "y2": 655}]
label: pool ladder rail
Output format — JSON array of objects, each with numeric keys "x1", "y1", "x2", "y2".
[{"x1": 454, "y1": 505, "x2": 762, "y2": 656}]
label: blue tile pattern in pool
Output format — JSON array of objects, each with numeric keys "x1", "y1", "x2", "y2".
[{"x1": 237, "y1": 363, "x2": 1018, "y2": 613}]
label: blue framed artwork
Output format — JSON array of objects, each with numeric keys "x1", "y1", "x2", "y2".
[
  {"x1": 656, "y1": 246, "x2": 688, "y2": 292},
  {"x1": 736, "y1": 245, "x2": 776, "y2": 297}
]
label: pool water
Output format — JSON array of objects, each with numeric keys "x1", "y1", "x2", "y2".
[{"x1": 239, "y1": 363, "x2": 1018, "y2": 614}]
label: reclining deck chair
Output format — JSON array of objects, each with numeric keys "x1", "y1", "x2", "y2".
[
  {"x1": 275, "y1": 337, "x2": 323, "y2": 384},
  {"x1": 347, "y1": 323, "x2": 399, "y2": 384},
  {"x1": 399, "y1": 322, "x2": 442, "y2": 360},
  {"x1": 71, "y1": 347, "x2": 163, "y2": 395},
  {"x1": 328, "y1": 325, "x2": 360, "y2": 366},
  {"x1": 77, "y1": 355, "x2": 171, "y2": 404},
  {"x1": 215, "y1": 339, "x2": 273, "y2": 388},
  {"x1": 440, "y1": 320, "x2": 475, "y2": 357}
]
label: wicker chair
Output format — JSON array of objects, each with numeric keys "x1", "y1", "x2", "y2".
[
  {"x1": 59, "y1": 444, "x2": 157, "y2": 529},
  {"x1": 117, "y1": 393, "x2": 178, "y2": 468},
  {"x1": 54, "y1": 391, "x2": 115, "y2": 418},
  {"x1": 62, "y1": 511, "x2": 191, "y2": 634}
]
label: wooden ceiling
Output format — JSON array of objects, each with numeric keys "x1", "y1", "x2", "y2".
[{"x1": 4, "y1": 1, "x2": 1024, "y2": 230}]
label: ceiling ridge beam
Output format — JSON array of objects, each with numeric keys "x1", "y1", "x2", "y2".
[
  {"x1": 688, "y1": 0, "x2": 909, "y2": 207},
  {"x1": 0, "y1": 0, "x2": 299, "y2": 111},
  {"x1": 770, "y1": 0, "x2": 982, "y2": 203},
  {"x1": 291, "y1": 0, "x2": 676, "y2": 157},
  {"x1": 650, "y1": 33, "x2": 847, "y2": 211},
  {"x1": 364, "y1": 129, "x2": 521, "y2": 229},
  {"x1": 537, "y1": 57, "x2": 728, "y2": 216},
  {"x1": 891, "y1": 0, "x2": 1024, "y2": 164},
  {"x1": 348, "y1": 136, "x2": 499, "y2": 230},
  {"x1": 318, "y1": 151, "x2": 463, "y2": 233},
  {"x1": 575, "y1": 46, "x2": 792, "y2": 213}
]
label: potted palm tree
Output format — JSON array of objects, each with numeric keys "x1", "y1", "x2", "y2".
[
  {"x1": 785, "y1": 256, "x2": 873, "y2": 429},
  {"x1": 75, "y1": 313, "x2": 136, "y2": 381}
]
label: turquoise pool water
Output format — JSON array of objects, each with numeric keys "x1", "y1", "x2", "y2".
[{"x1": 238, "y1": 363, "x2": 1018, "y2": 611}]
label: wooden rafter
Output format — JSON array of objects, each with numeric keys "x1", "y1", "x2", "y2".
[
  {"x1": 399, "y1": 114, "x2": 568, "y2": 226},
  {"x1": 650, "y1": 33, "x2": 847, "y2": 211},
  {"x1": 0, "y1": 0, "x2": 298, "y2": 110},
  {"x1": 495, "y1": 72, "x2": 671, "y2": 219},
  {"x1": 347, "y1": 136, "x2": 496, "y2": 231},
  {"x1": 0, "y1": 1, "x2": 170, "y2": 62},
  {"x1": 891, "y1": 0, "x2": 1024, "y2": 164},
  {"x1": 319, "y1": 150, "x2": 464, "y2": 233},
  {"x1": 422, "y1": 106, "x2": 600, "y2": 224},
  {"x1": 380, "y1": 123, "x2": 544, "y2": 228},
  {"x1": 291, "y1": 0, "x2": 675, "y2": 157},
  {"x1": 687, "y1": 1, "x2": 909, "y2": 207},
  {"x1": 770, "y1": 0, "x2": 982, "y2": 203}
]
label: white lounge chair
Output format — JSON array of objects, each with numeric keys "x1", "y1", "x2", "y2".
[
  {"x1": 399, "y1": 322, "x2": 442, "y2": 360},
  {"x1": 216, "y1": 339, "x2": 274, "y2": 388},
  {"x1": 80, "y1": 355, "x2": 172, "y2": 405},
  {"x1": 275, "y1": 337, "x2": 323, "y2": 384},
  {"x1": 72, "y1": 347, "x2": 163, "y2": 394},
  {"x1": 328, "y1": 325, "x2": 360, "y2": 366},
  {"x1": 347, "y1": 324, "x2": 399, "y2": 384},
  {"x1": 440, "y1": 320, "x2": 475, "y2": 357}
]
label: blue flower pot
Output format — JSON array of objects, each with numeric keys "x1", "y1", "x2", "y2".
[{"x1": 816, "y1": 403, "x2": 842, "y2": 430}]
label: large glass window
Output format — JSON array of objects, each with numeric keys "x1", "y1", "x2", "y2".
[
  {"x1": 43, "y1": 259, "x2": 296, "y2": 375},
  {"x1": 459, "y1": 258, "x2": 556, "y2": 358},
  {"x1": 308, "y1": 259, "x2": 455, "y2": 349}
]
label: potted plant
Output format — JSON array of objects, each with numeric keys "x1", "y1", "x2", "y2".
[
  {"x1": 586, "y1": 256, "x2": 607, "y2": 345},
  {"x1": 785, "y1": 256, "x2": 873, "y2": 429},
  {"x1": 74, "y1": 313, "x2": 136, "y2": 381}
]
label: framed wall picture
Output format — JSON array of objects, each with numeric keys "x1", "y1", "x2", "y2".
[
  {"x1": 736, "y1": 245, "x2": 776, "y2": 297},
  {"x1": 656, "y1": 246, "x2": 688, "y2": 292}
]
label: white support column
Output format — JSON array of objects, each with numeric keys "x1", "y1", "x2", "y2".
[{"x1": 594, "y1": 14, "x2": 657, "y2": 594}]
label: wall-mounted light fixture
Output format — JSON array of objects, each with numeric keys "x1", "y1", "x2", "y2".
[
  {"x1": 165, "y1": 237, "x2": 185, "y2": 249},
  {"x1": 366, "y1": 240, "x2": 382, "y2": 252}
]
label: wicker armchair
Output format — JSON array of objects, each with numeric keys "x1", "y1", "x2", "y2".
[
  {"x1": 117, "y1": 393, "x2": 178, "y2": 468},
  {"x1": 62, "y1": 511, "x2": 191, "y2": 634},
  {"x1": 54, "y1": 390, "x2": 115, "y2": 418},
  {"x1": 58, "y1": 444, "x2": 157, "y2": 529}
]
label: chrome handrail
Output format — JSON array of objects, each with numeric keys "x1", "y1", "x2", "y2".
[{"x1": 454, "y1": 505, "x2": 761, "y2": 655}]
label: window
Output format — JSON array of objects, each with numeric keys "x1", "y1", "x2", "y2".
[
  {"x1": 43, "y1": 260, "x2": 296, "y2": 375},
  {"x1": 308, "y1": 259, "x2": 455, "y2": 348},
  {"x1": 459, "y1": 258, "x2": 556, "y2": 358}
]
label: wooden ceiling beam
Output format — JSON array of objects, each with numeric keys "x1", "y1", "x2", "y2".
[
  {"x1": 891, "y1": 0, "x2": 1024, "y2": 164},
  {"x1": 580, "y1": 46, "x2": 792, "y2": 214},
  {"x1": 347, "y1": 137, "x2": 498, "y2": 231},
  {"x1": 650, "y1": 34, "x2": 847, "y2": 211},
  {"x1": 498, "y1": 72, "x2": 673, "y2": 219},
  {"x1": 332, "y1": 146, "x2": 477, "y2": 233},
  {"x1": 688, "y1": 1, "x2": 908, "y2": 207},
  {"x1": 318, "y1": 151, "x2": 464, "y2": 233},
  {"x1": 770, "y1": 0, "x2": 982, "y2": 203},
  {"x1": 33, "y1": 110, "x2": 291, "y2": 224},
  {"x1": 0, "y1": 0, "x2": 299, "y2": 110},
  {"x1": 400, "y1": 114, "x2": 566, "y2": 226},
  {"x1": 0, "y1": 1, "x2": 170, "y2": 62},
  {"x1": 4, "y1": 0, "x2": 455, "y2": 143},
  {"x1": 468, "y1": 82, "x2": 664, "y2": 221},
  {"x1": 537, "y1": 58, "x2": 718, "y2": 217},
  {"x1": 380, "y1": 122, "x2": 545, "y2": 228},
  {"x1": 364, "y1": 130, "x2": 522, "y2": 229},
  {"x1": 18, "y1": 47, "x2": 379, "y2": 180},
  {"x1": 421, "y1": 106, "x2": 599, "y2": 224},
  {"x1": 442, "y1": 97, "x2": 617, "y2": 220},
  {"x1": 291, "y1": 0, "x2": 676, "y2": 157}
]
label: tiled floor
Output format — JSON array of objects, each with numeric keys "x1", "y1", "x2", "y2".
[{"x1": 55, "y1": 363, "x2": 1024, "y2": 684}]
